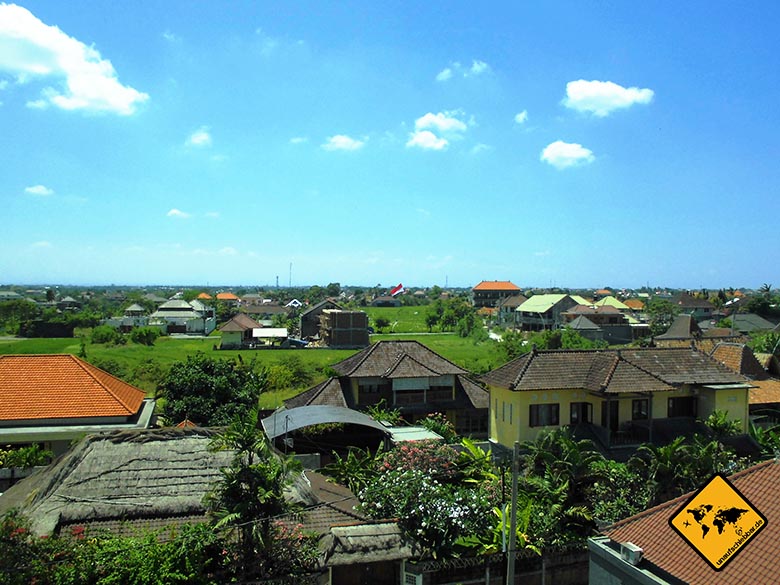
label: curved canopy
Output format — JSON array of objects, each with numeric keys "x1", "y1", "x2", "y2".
[{"x1": 261, "y1": 405, "x2": 390, "y2": 439}]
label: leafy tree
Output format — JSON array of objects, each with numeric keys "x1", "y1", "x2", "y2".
[
  {"x1": 129, "y1": 326, "x2": 161, "y2": 345},
  {"x1": 646, "y1": 298, "x2": 681, "y2": 336},
  {"x1": 749, "y1": 331, "x2": 780, "y2": 357},
  {"x1": 158, "y1": 352, "x2": 267, "y2": 426},
  {"x1": 585, "y1": 459, "x2": 652, "y2": 524},
  {"x1": 322, "y1": 446, "x2": 383, "y2": 494},
  {"x1": 365, "y1": 398, "x2": 403, "y2": 425},
  {"x1": 425, "y1": 312, "x2": 439, "y2": 332},
  {"x1": 374, "y1": 316, "x2": 391, "y2": 332},
  {"x1": 91, "y1": 324, "x2": 125, "y2": 345},
  {"x1": 205, "y1": 406, "x2": 312, "y2": 579},
  {"x1": 630, "y1": 436, "x2": 692, "y2": 505}
]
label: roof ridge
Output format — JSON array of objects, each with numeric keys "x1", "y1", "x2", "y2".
[
  {"x1": 598, "y1": 352, "x2": 621, "y2": 391},
  {"x1": 341, "y1": 341, "x2": 379, "y2": 376},
  {"x1": 71, "y1": 355, "x2": 138, "y2": 413},
  {"x1": 386, "y1": 354, "x2": 440, "y2": 377},
  {"x1": 512, "y1": 348, "x2": 536, "y2": 389}
]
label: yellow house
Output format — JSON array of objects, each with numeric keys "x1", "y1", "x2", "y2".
[{"x1": 482, "y1": 347, "x2": 751, "y2": 449}]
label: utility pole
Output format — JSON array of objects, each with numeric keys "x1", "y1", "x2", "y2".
[{"x1": 506, "y1": 441, "x2": 520, "y2": 585}]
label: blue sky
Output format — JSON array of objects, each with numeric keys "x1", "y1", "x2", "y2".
[{"x1": 1, "y1": 2, "x2": 778, "y2": 289}]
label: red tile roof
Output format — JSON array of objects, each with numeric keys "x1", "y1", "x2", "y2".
[
  {"x1": 0, "y1": 354, "x2": 146, "y2": 421},
  {"x1": 216, "y1": 292, "x2": 239, "y2": 300},
  {"x1": 602, "y1": 460, "x2": 780, "y2": 584},
  {"x1": 472, "y1": 280, "x2": 521, "y2": 291}
]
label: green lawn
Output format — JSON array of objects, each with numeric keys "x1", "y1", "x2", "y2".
[
  {"x1": 0, "y1": 332, "x2": 502, "y2": 407},
  {"x1": 369, "y1": 333, "x2": 501, "y2": 373},
  {"x1": 362, "y1": 305, "x2": 432, "y2": 333}
]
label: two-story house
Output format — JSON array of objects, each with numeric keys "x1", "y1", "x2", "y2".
[
  {"x1": 482, "y1": 347, "x2": 750, "y2": 452},
  {"x1": 285, "y1": 340, "x2": 488, "y2": 438},
  {"x1": 515, "y1": 294, "x2": 584, "y2": 331},
  {"x1": 471, "y1": 280, "x2": 522, "y2": 309}
]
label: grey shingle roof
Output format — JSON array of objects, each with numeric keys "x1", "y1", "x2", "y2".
[
  {"x1": 333, "y1": 340, "x2": 467, "y2": 378},
  {"x1": 481, "y1": 347, "x2": 744, "y2": 393}
]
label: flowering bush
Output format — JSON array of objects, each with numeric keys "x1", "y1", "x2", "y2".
[
  {"x1": 380, "y1": 440, "x2": 459, "y2": 480},
  {"x1": 419, "y1": 412, "x2": 458, "y2": 443},
  {"x1": 359, "y1": 468, "x2": 496, "y2": 556}
]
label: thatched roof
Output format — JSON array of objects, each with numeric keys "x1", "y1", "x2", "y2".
[
  {"x1": 0, "y1": 427, "x2": 231, "y2": 536},
  {"x1": 320, "y1": 523, "x2": 415, "y2": 566}
]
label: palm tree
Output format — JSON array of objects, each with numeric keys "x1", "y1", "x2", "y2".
[
  {"x1": 631, "y1": 436, "x2": 692, "y2": 505},
  {"x1": 205, "y1": 406, "x2": 302, "y2": 578}
]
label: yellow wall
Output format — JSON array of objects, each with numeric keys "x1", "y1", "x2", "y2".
[
  {"x1": 489, "y1": 386, "x2": 595, "y2": 445},
  {"x1": 701, "y1": 387, "x2": 749, "y2": 430},
  {"x1": 490, "y1": 385, "x2": 750, "y2": 448}
]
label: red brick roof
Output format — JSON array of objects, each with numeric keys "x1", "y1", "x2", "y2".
[
  {"x1": 602, "y1": 460, "x2": 780, "y2": 584},
  {"x1": 0, "y1": 354, "x2": 146, "y2": 421},
  {"x1": 472, "y1": 280, "x2": 521, "y2": 291},
  {"x1": 216, "y1": 292, "x2": 239, "y2": 301}
]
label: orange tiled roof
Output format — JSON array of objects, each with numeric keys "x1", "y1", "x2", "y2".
[
  {"x1": 602, "y1": 459, "x2": 780, "y2": 584},
  {"x1": 216, "y1": 292, "x2": 239, "y2": 301},
  {"x1": 472, "y1": 280, "x2": 521, "y2": 291},
  {"x1": 0, "y1": 354, "x2": 146, "y2": 421},
  {"x1": 623, "y1": 299, "x2": 645, "y2": 310},
  {"x1": 196, "y1": 292, "x2": 212, "y2": 300},
  {"x1": 749, "y1": 378, "x2": 780, "y2": 405}
]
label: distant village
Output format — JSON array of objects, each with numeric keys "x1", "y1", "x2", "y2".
[{"x1": 0, "y1": 280, "x2": 779, "y2": 584}]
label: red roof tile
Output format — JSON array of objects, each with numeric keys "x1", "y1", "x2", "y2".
[
  {"x1": 472, "y1": 280, "x2": 521, "y2": 291},
  {"x1": 602, "y1": 460, "x2": 780, "y2": 584},
  {"x1": 0, "y1": 354, "x2": 146, "y2": 421}
]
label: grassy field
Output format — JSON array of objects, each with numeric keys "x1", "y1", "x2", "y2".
[
  {"x1": 0, "y1": 331, "x2": 501, "y2": 408},
  {"x1": 370, "y1": 333, "x2": 501, "y2": 373},
  {"x1": 362, "y1": 305, "x2": 432, "y2": 333}
]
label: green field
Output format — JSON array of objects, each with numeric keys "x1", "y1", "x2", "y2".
[
  {"x1": 370, "y1": 333, "x2": 500, "y2": 373},
  {"x1": 0, "y1": 331, "x2": 501, "y2": 408},
  {"x1": 362, "y1": 305, "x2": 432, "y2": 333}
]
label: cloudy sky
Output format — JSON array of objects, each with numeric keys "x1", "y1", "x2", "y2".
[{"x1": 1, "y1": 2, "x2": 778, "y2": 289}]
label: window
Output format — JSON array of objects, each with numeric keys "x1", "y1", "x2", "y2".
[
  {"x1": 509, "y1": 403, "x2": 513, "y2": 425},
  {"x1": 570, "y1": 402, "x2": 592, "y2": 424},
  {"x1": 632, "y1": 399, "x2": 649, "y2": 420},
  {"x1": 530, "y1": 403, "x2": 559, "y2": 427},
  {"x1": 668, "y1": 396, "x2": 697, "y2": 418}
]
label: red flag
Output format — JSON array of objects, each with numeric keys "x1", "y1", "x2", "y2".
[{"x1": 390, "y1": 283, "x2": 405, "y2": 296}]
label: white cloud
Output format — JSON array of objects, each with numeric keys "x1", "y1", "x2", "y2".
[
  {"x1": 24, "y1": 184, "x2": 54, "y2": 196},
  {"x1": 166, "y1": 208, "x2": 191, "y2": 218},
  {"x1": 204, "y1": 211, "x2": 220, "y2": 218},
  {"x1": 436, "y1": 60, "x2": 490, "y2": 80},
  {"x1": 187, "y1": 126, "x2": 212, "y2": 147},
  {"x1": 563, "y1": 79, "x2": 654, "y2": 117},
  {"x1": 435, "y1": 67, "x2": 452, "y2": 82},
  {"x1": 162, "y1": 30, "x2": 180, "y2": 43},
  {"x1": 0, "y1": 3, "x2": 149, "y2": 115},
  {"x1": 290, "y1": 136, "x2": 308, "y2": 144},
  {"x1": 321, "y1": 134, "x2": 365, "y2": 151},
  {"x1": 415, "y1": 111, "x2": 468, "y2": 133},
  {"x1": 31, "y1": 240, "x2": 51, "y2": 248},
  {"x1": 219, "y1": 246, "x2": 238, "y2": 256},
  {"x1": 540, "y1": 140, "x2": 595, "y2": 169},
  {"x1": 406, "y1": 130, "x2": 448, "y2": 150},
  {"x1": 468, "y1": 60, "x2": 490, "y2": 76},
  {"x1": 514, "y1": 110, "x2": 528, "y2": 124},
  {"x1": 0, "y1": 79, "x2": 8, "y2": 90},
  {"x1": 471, "y1": 143, "x2": 491, "y2": 154}
]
